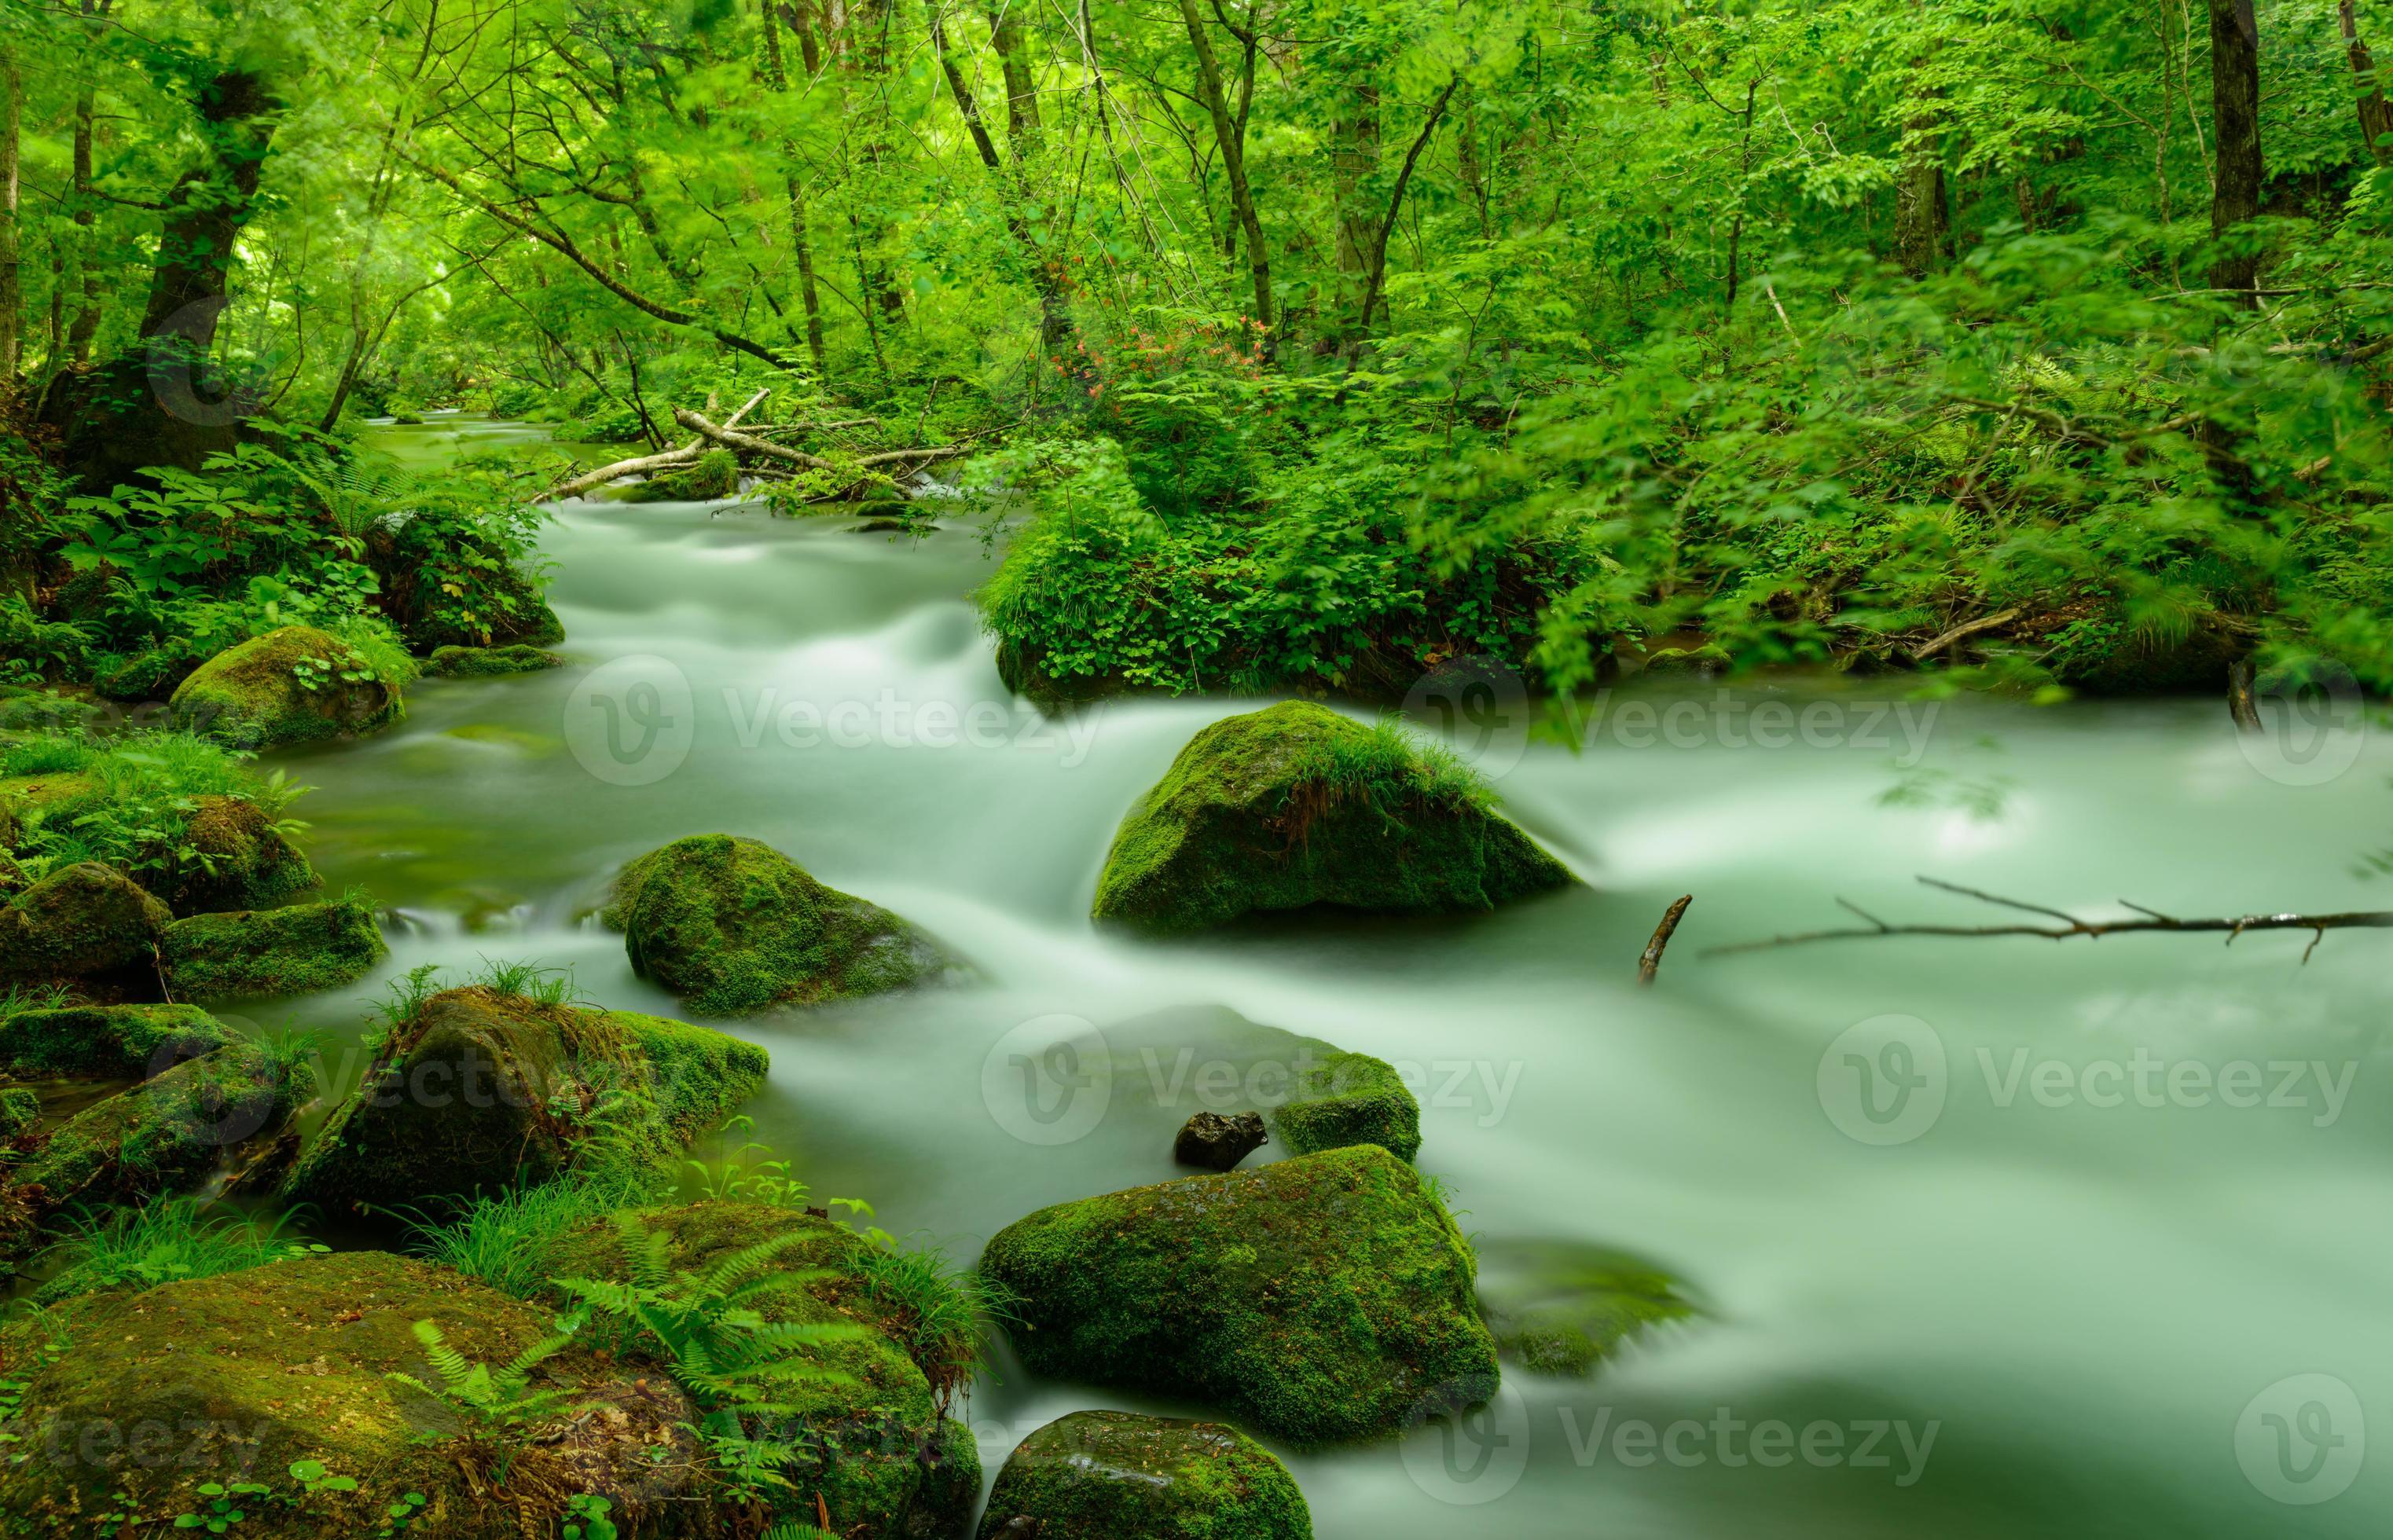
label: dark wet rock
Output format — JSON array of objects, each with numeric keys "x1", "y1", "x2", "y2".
[
  {"x1": 0, "y1": 863, "x2": 173, "y2": 995},
  {"x1": 976, "y1": 1410, "x2": 1310, "y2": 1540},
  {"x1": 1173, "y1": 1109, "x2": 1267, "y2": 1171}
]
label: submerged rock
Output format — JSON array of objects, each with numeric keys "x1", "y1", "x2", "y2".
[
  {"x1": 1092, "y1": 701, "x2": 1574, "y2": 934},
  {"x1": 0, "y1": 1252, "x2": 724, "y2": 1537},
  {"x1": 1173, "y1": 1109, "x2": 1267, "y2": 1171},
  {"x1": 1476, "y1": 1238, "x2": 1698, "y2": 1377},
  {"x1": 1269, "y1": 1050, "x2": 1420, "y2": 1163},
  {"x1": 169, "y1": 625, "x2": 401, "y2": 748},
  {"x1": 425, "y1": 642, "x2": 566, "y2": 676},
  {"x1": 160, "y1": 896, "x2": 387, "y2": 999},
  {"x1": 977, "y1": 1411, "x2": 1311, "y2": 1540},
  {"x1": 979, "y1": 1144, "x2": 1498, "y2": 1446},
  {"x1": 604, "y1": 834, "x2": 956, "y2": 1017},
  {"x1": 281, "y1": 985, "x2": 767, "y2": 1208},
  {"x1": 0, "y1": 862, "x2": 173, "y2": 994}
]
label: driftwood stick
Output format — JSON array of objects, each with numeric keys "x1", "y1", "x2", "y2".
[
  {"x1": 543, "y1": 387, "x2": 771, "y2": 500},
  {"x1": 1912, "y1": 607, "x2": 2022, "y2": 662},
  {"x1": 677, "y1": 407, "x2": 989, "y2": 475},
  {"x1": 1708, "y1": 874, "x2": 2393, "y2": 962},
  {"x1": 1638, "y1": 895, "x2": 1694, "y2": 985}
]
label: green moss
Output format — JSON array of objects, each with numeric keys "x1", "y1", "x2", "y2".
[
  {"x1": 1477, "y1": 1239, "x2": 1697, "y2": 1377},
  {"x1": 628, "y1": 448, "x2": 741, "y2": 502},
  {"x1": 978, "y1": 1144, "x2": 1497, "y2": 1447},
  {"x1": 978, "y1": 1411, "x2": 1312, "y2": 1540},
  {"x1": 163, "y1": 794, "x2": 321, "y2": 912},
  {"x1": 0, "y1": 1085, "x2": 37, "y2": 1136},
  {"x1": 425, "y1": 643, "x2": 566, "y2": 676},
  {"x1": 1092, "y1": 702, "x2": 1575, "y2": 934},
  {"x1": 281, "y1": 987, "x2": 767, "y2": 1210},
  {"x1": 160, "y1": 897, "x2": 388, "y2": 999},
  {"x1": 1269, "y1": 1050, "x2": 1421, "y2": 1163},
  {"x1": 0, "y1": 1003, "x2": 230, "y2": 1077},
  {"x1": 0, "y1": 1251, "x2": 730, "y2": 1538},
  {"x1": 0, "y1": 850, "x2": 24, "y2": 900},
  {"x1": 168, "y1": 625, "x2": 403, "y2": 749},
  {"x1": 0, "y1": 863, "x2": 174, "y2": 991},
  {"x1": 606, "y1": 834, "x2": 953, "y2": 1017},
  {"x1": 92, "y1": 642, "x2": 204, "y2": 702}
]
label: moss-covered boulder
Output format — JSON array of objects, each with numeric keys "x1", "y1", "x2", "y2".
[
  {"x1": 425, "y1": 643, "x2": 566, "y2": 677},
  {"x1": 92, "y1": 642, "x2": 204, "y2": 702},
  {"x1": 281, "y1": 986, "x2": 767, "y2": 1210},
  {"x1": 978, "y1": 1412, "x2": 1309, "y2": 1540},
  {"x1": 168, "y1": 625, "x2": 401, "y2": 748},
  {"x1": 627, "y1": 448, "x2": 740, "y2": 502},
  {"x1": 1092, "y1": 702, "x2": 1574, "y2": 934},
  {"x1": 1477, "y1": 1238, "x2": 1697, "y2": 1377},
  {"x1": 979, "y1": 1144, "x2": 1497, "y2": 1446},
  {"x1": 160, "y1": 897, "x2": 387, "y2": 999},
  {"x1": 158, "y1": 794, "x2": 321, "y2": 912},
  {"x1": 0, "y1": 862, "x2": 172, "y2": 994},
  {"x1": 536, "y1": 1201, "x2": 980, "y2": 1538},
  {"x1": 1268, "y1": 1050, "x2": 1420, "y2": 1163},
  {"x1": 0, "y1": 1084, "x2": 39, "y2": 1137},
  {"x1": 0, "y1": 1252, "x2": 731, "y2": 1538},
  {"x1": 0, "y1": 1003, "x2": 231, "y2": 1078},
  {"x1": 604, "y1": 834, "x2": 956, "y2": 1017},
  {"x1": 0, "y1": 771, "x2": 316, "y2": 915}
]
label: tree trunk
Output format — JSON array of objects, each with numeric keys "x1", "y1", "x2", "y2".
[
  {"x1": 929, "y1": 1, "x2": 1073, "y2": 350},
  {"x1": 1173, "y1": 0, "x2": 1272, "y2": 347},
  {"x1": 988, "y1": 0, "x2": 1043, "y2": 160},
  {"x1": 1892, "y1": 4, "x2": 1947, "y2": 277},
  {"x1": 140, "y1": 70, "x2": 281, "y2": 343},
  {"x1": 762, "y1": 0, "x2": 832, "y2": 380},
  {"x1": 67, "y1": 86, "x2": 100, "y2": 361},
  {"x1": 2208, "y1": 0, "x2": 2262, "y2": 303},
  {"x1": 0, "y1": 49, "x2": 21, "y2": 380},
  {"x1": 2341, "y1": 1, "x2": 2393, "y2": 166},
  {"x1": 1330, "y1": 82, "x2": 1380, "y2": 346}
]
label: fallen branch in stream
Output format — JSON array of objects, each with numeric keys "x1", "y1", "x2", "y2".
[
  {"x1": 541, "y1": 387, "x2": 771, "y2": 500},
  {"x1": 1639, "y1": 894, "x2": 1694, "y2": 985},
  {"x1": 1705, "y1": 876, "x2": 2393, "y2": 963},
  {"x1": 672, "y1": 406, "x2": 985, "y2": 473}
]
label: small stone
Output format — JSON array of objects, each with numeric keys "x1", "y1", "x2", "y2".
[{"x1": 1173, "y1": 1109, "x2": 1266, "y2": 1171}]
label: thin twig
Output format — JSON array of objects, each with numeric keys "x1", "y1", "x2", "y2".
[{"x1": 1639, "y1": 895, "x2": 1694, "y2": 986}]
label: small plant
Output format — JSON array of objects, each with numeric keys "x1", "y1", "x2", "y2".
[
  {"x1": 366, "y1": 962, "x2": 446, "y2": 1039},
  {"x1": 383, "y1": 1315, "x2": 590, "y2": 1435},
  {"x1": 287, "y1": 1459, "x2": 361, "y2": 1509},
  {"x1": 561, "y1": 1493, "x2": 618, "y2": 1539},
  {"x1": 472, "y1": 956, "x2": 582, "y2": 1007},
  {"x1": 377, "y1": 1490, "x2": 428, "y2": 1536},
  {"x1": 404, "y1": 1175, "x2": 651, "y2": 1300},
  {"x1": 173, "y1": 1480, "x2": 272, "y2": 1532},
  {"x1": 38, "y1": 1197, "x2": 328, "y2": 1300},
  {"x1": 688, "y1": 1117, "x2": 813, "y2": 1208}
]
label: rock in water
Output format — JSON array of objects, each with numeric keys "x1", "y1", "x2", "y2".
[
  {"x1": 1092, "y1": 701, "x2": 1573, "y2": 934},
  {"x1": 157, "y1": 794, "x2": 320, "y2": 912},
  {"x1": 1173, "y1": 1109, "x2": 1267, "y2": 1171},
  {"x1": 169, "y1": 625, "x2": 401, "y2": 748},
  {"x1": 160, "y1": 897, "x2": 388, "y2": 999},
  {"x1": 0, "y1": 863, "x2": 173, "y2": 994},
  {"x1": 1269, "y1": 1050, "x2": 1420, "y2": 1162},
  {"x1": 0, "y1": 1003, "x2": 233, "y2": 1077},
  {"x1": 977, "y1": 1410, "x2": 1312, "y2": 1540},
  {"x1": 604, "y1": 834, "x2": 956, "y2": 1017},
  {"x1": 425, "y1": 643, "x2": 566, "y2": 676},
  {"x1": 281, "y1": 985, "x2": 766, "y2": 1208},
  {"x1": 978, "y1": 1144, "x2": 1498, "y2": 1446}
]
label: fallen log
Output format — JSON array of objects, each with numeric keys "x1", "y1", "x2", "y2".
[
  {"x1": 673, "y1": 407, "x2": 987, "y2": 475},
  {"x1": 542, "y1": 387, "x2": 770, "y2": 500}
]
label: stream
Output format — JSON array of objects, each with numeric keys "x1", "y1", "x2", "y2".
[{"x1": 246, "y1": 412, "x2": 2393, "y2": 1538}]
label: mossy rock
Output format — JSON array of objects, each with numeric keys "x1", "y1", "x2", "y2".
[
  {"x1": 978, "y1": 1411, "x2": 1311, "y2": 1540},
  {"x1": 1475, "y1": 1238, "x2": 1698, "y2": 1377},
  {"x1": 403, "y1": 591, "x2": 565, "y2": 653},
  {"x1": 604, "y1": 834, "x2": 956, "y2": 1017},
  {"x1": 7, "y1": 1040, "x2": 303, "y2": 1234},
  {"x1": 0, "y1": 1251, "x2": 735, "y2": 1538},
  {"x1": 0, "y1": 1003, "x2": 231, "y2": 1078},
  {"x1": 0, "y1": 849, "x2": 24, "y2": 900},
  {"x1": 626, "y1": 449, "x2": 740, "y2": 502},
  {"x1": 160, "y1": 898, "x2": 387, "y2": 999},
  {"x1": 978, "y1": 1144, "x2": 1498, "y2": 1446},
  {"x1": 534, "y1": 1200, "x2": 980, "y2": 1539},
  {"x1": 160, "y1": 794, "x2": 321, "y2": 913},
  {"x1": 1092, "y1": 702, "x2": 1574, "y2": 934},
  {"x1": 424, "y1": 643, "x2": 566, "y2": 677},
  {"x1": 0, "y1": 1085, "x2": 39, "y2": 1137},
  {"x1": 1268, "y1": 1050, "x2": 1420, "y2": 1163},
  {"x1": 0, "y1": 691, "x2": 106, "y2": 734},
  {"x1": 281, "y1": 986, "x2": 767, "y2": 1210},
  {"x1": 0, "y1": 863, "x2": 173, "y2": 995},
  {"x1": 92, "y1": 643, "x2": 204, "y2": 702},
  {"x1": 168, "y1": 625, "x2": 401, "y2": 749}
]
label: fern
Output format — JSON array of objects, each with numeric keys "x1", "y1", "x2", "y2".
[{"x1": 383, "y1": 1315, "x2": 591, "y2": 1432}]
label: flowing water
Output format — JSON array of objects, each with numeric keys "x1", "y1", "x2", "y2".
[{"x1": 259, "y1": 412, "x2": 2393, "y2": 1537}]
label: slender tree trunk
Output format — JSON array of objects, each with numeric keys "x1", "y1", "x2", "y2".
[
  {"x1": 141, "y1": 70, "x2": 281, "y2": 343},
  {"x1": 928, "y1": 0, "x2": 1073, "y2": 349},
  {"x1": 1892, "y1": 3, "x2": 1947, "y2": 276},
  {"x1": 0, "y1": 49, "x2": 21, "y2": 380},
  {"x1": 1330, "y1": 82, "x2": 1380, "y2": 346},
  {"x1": 2341, "y1": 1, "x2": 2393, "y2": 166},
  {"x1": 67, "y1": 86, "x2": 100, "y2": 361},
  {"x1": 988, "y1": 0, "x2": 1043, "y2": 160},
  {"x1": 844, "y1": 0, "x2": 905, "y2": 323},
  {"x1": 1173, "y1": 0, "x2": 1272, "y2": 346},
  {"x1": 762, "y1": 0, "x2": 831, "y2": 380},
  {"x1": 2208, "y1": 0, "x2": 2262, "y2": 304}
]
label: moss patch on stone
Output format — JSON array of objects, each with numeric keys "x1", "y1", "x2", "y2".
[
  {"x1": 160, "y1": 897, "x2": 387, "y2": 999},
  {"x1": 162, "y1": 794, "x2": 321, "y2": 912},
  {"x1": 281, "y1": 987, "x2": 767, "y2": 1210},
  {"x1": 1092, "y1": 702, "x2": 1575, "y2": 934},
  {"x1": 425, "y1": 643, "x2": 566, "y2": 676},
  {"x1": 978, "y1": 1143, "x2": 1497, "y2": 1446},
  {"x1": 0, "y1": 1085, "x2": 38, "y2": 1136},
  {"x1": 978, "y1": 1410, "x2": 1311, "y2": 1540},
  {"x1": 168, "y1": 625, "x2": 402, "y2": 749},
  {"x1": 0, "y1": 1003, "x2": 231, "y2": 1078},
  {"x1": 1477, "y1": 1238, "x2": 1697, "y2": 1377},
  {"x1": 1268, "y1": 1050, "x2": 1421, "y2": 1163},
  {"x1": 0, "y1": 863, "x2": 172, "y2": 994},
  {"x1": 605, "y1": 834, "x2": 955, "y2": 1017}
]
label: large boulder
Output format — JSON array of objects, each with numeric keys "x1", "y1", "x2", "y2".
[
  {"x1": 157, "y1": 793, "x2": 320, "y2": 912},
  {"x1": 978, "y1": 1144, "x2": 1497, "y2": 1446},
  {"x1": 281, "y1": 986, "x2": 767, "y2": 1209},
  {"x1": 0, "y1": 769, "x2": 316, "y2": 915},
  {"x1": 1269, "y1": 1050, "x2": 1420, "y2": 1163},
  {"x1": 0, "y1": 862, "x2": 172, "y2": 994},
  {"x1": 604, "y1": 834, "x2": 956, "y2": 1017},
  {"x1": 1092, "y1": 702, "x2": 1574, "y2": 933},
  {"x1": 536, "y1": 1201, "x2": 981, "y2": 1538},
  {"x1": 977, "y1": 1411, "x2": 1310, "y2": 1540},
  {"x1": 0, "y1": 1252, "x2": 729, "y2": 1537},
  {"x1": 168, "y1": 625, "x2": 401, "y2": 748},
  {"x1": 160, "y1": 896, "x2": 387, "y2": 999}
]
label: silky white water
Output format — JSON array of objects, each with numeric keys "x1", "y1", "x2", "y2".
[{"x1": 261, "y1": 413, "x2": 2393, "y2": 1537}]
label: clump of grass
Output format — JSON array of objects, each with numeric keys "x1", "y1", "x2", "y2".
[
  {"x1": 0, "y1": 983, "x2": 71, "y2": 1024},
  {"x1": 472, "y1": 956, "x2": 582, "y2": 1008},
  {"x1": 855, "y1": 1236, "x2": 1014, "y2": 1410},
  {"x1": 365, "y1": 961, "x2": 446, "y2": 1041},
  {"x1": 404, "y1": 1174, "x2": 654, "y2": 1300},
  {"x1": 35, "y1": 1196, "x2": 328, "y2": 1303},
  {"x1": 0, "y1": 735, "x2": 98, "y2": 777},
  {"x1": 0, "y1": 728, "x2": 311, "y2": 885},
  {"x1": 1284, "y1": 715, "x2": 1495, "y2": 834}
]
